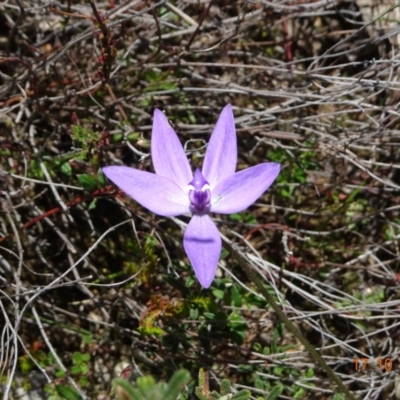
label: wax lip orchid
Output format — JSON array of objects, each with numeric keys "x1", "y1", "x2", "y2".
[{"x1": 102, "y1": 104, "x2": 281, "y2": 288}]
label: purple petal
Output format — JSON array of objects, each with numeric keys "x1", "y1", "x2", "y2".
[
  {"x1": 102, "y1": 166, "x2": 190, "y2": 217},
  {"x1": 202, "y1": 104, "x2": 237, "y2": 188},
  {"x1": 151, "y1": 109, "x2": 193, "y2": 190},
  {"x1": 183, "y1": 214, "x2": 221, "y2": 289},
  {"x1": 210, "y1": 163, "x2": 281, "y2": 214}
]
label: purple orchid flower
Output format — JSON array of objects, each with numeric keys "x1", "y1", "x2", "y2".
[{"x1": 102, "y1": 104, "x2": 280, "y2": 289}]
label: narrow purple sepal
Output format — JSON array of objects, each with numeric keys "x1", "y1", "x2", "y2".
[
  {"x1": 202, "y1": 104, "x2": 237, "y2": 188},
  {"x1": 151, "y1": 109, "x2": 193, "y2": 190},
  {"x1": 102, "y1": 166, "x2": 190, "y2": 217},
  {"x1": 183, "y1": 214, "x2": 221, "y2": 289},
  {"x1": 210, "y1": 163, "x2": 281, "y2": 214}
]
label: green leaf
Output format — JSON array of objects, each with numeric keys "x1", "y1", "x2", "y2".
[
  {"x1": 220, "y1": 248, "x2": 229, "y2": 259},
  {"x1": 97, "y1": 169, "x2": 107, "y2": 186},
  {"x1": 55, "y1": 369, "x2": 66, "y2": 378},
  {"x1": 79, "y1": 376, "x2": 88, "y2": 387},
  {"x1": 220, "y1": 379, "x2": 231, "y2": 395},
  {"x1": 294, "y1": 387, "x2": 305, "y2": 399},
  {"x1": 112, "y1": 133, "x2": 123, "y2": 142},
  {"x1": 231, "y1": 285, "x2": 242, "y2": 307},
  {"x1": 127, "y1": 132, "x2": 140, "y2": 141},
  {"x1": 263, "y1": 346, "x2": 270, "y2": 355},
  {"x1": 72, "y1": 352, "x2": 82, "y2": 364},
  {"x1": 29, "y1": 160, "x2": 44, "y2": 180},
  {"x1": 195, "y1": 387, "x2": 209, "y2": 400},
  {"x1": 203, "y1": 312, "x2": 215, "y2": 319},
  {"x1": 112, "y1": 378, "x2": 142, "y2": 400},
  {"x1": 187, "y1": 111, "x2": 196, "y2": 124},
  {"x1": 164, "y1": 369, "x2": 190, "y2": 400},
  {"x1": 185, "y1": 276, "x2": 196, "y2": 287},
  {"x1": 144, "y1": 69, "x2": 158, "y2": 82},
  {"x1": 266, "y1": 384, "x2": 283, "y2": 400},
  {"x1": 77, "y1": 174, "x2": 98, "y2": 190},
  {"x1": 212, "y1": 289, "x2": 224, "y2": 299},
  {"x1": 71, "y1": 365, "x2": 82, "y2": 375},
  {"x1": 272, "y1": 367, "x2": 283, "y2": 376},
  {"x1": 232, "y1": 390, "x2": 251, "y2": 400},
  {"x1": 290, "y1": 368, "x2": 301, "y2": 377},
  {"x1": 228, "y1": 213, "x2": 241, "y2": 222},
  {"x1": 306, "y1": 367, "x2": 314, "y2": 378},
  {"x1": 332, "y1": 394, "x2": 345, "y2": 400},
  {"x1": 55, "y1": 385, "x2": 83, "y2": 400},
  {"x1": 60, "y1": 162, "x2": 72, "y2": 176},
  {"x1": 190, "y1": 307, "x2": 199, "y2": 319},
  {"x1": 138, "y1": 324, "x2": 165, "y2": 337},
  {"x1": 136, "y1": 375, "x2": 156, "y2": 391},
  {"x1": 80, "y1": 364, "x2": 88, "y2": 374},
  {"x1": 237, "y1": 364, "x2": 253, "y2": 373},
  {"x1": 88, "y1": 199, "x2": 97, "y2": 210},
  {"x1": 82, "y1": 334, "x2": 94, "y2": 344},
  {"x1": 198, "y1": 369, "x2": 207, "y2": 387}
]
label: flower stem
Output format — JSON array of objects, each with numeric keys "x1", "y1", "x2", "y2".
[{"x1": 224, "y1": 241, "x2": 356, "y2": 400}]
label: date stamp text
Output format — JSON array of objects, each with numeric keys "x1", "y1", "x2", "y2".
[{"x1": 353, "y1": 358, "x2": 393, "y2": 372}]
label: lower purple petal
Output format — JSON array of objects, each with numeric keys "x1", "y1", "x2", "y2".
[
  {"x1": 183, "y1": 214, "x2": 221, "y2": 289},
  {"x1": 210, "y1": 162, "x2": 281, "y2": 214},
  {"x1": 102, "y1": 166, "x2": 190, "y2": 217}
]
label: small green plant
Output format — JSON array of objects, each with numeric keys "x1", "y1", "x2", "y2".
[
  {"x1": 37, "y1": 351, "x2": 91, "y2": 399},
  {"x1": 47, "y1": 386, "x2": 83, "y2": 400},
  {"x1": 70, "y1": 125, "x2": 101, "y2": 158},
  {"x1": 70, "y1": 352, "x2": 91, "y2": 387},
  {"x1": 112, "y1": 369, "x2": 190, "y2": 400},
  {"x1": 195, "y1": 369, "x2": 250, "y2": 400}
]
